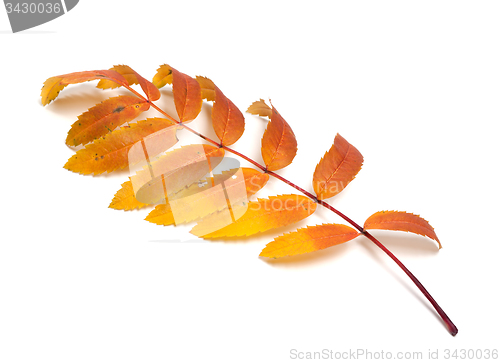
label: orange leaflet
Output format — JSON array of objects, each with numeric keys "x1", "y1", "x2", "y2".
[
  {"x1": 66, "y1": 96, "x2": 150, "y2": 146},
  {"x1": 246, "y1": 99, "x2": 273, "y2": 119},
  {"x1": 40, "y1": 77, "x2": 66, "y2": 106},
  {"x1": 96, "y1": 65, "x2": 160, "y2": 101},
  {"x1": 41, "y1": 69, "x2": 131, "y2": 106},
  {"x1": 364, "y1": 211, "x2": 442, "y2": 249},
  {"x1": 313, "y1": 133, "x2": 363, "y2": 200},
  {"x1": 64, "y1": 118, "x2": 179, "y2": 175},
  {"x1": 212, "y1": 86, "x2": 245, "y2": 146},
  {"x1": 145, "y1": 168, "x2": 269, "y2": 226},
  {"x1": 190, "y1": 194, "x2": 316, "y2": 239},
  {"x1": 171, "y1": 67, "x2": 202, "y2": 122},
  {"x1": 130, "y1": 67, "x2": 161, "y2": 102},
  {"x1": 96, "y1": 65, "x2": 140, "y2": 89},
  {"x1": 58, "y1": 70, "x2": 129, "y2": 86},
  {"x1": 109, "y1": 180, "x2": 149, "y2": 211},
  {"x1": 195, "y1": 76, "x2": 216, "y2": 101},
  {"x1": 260, "y1": 223, "x2": 360, "y2": 258},
  {"x1": 153, "y1": 64, "x2": 202, "y2": 122},
  {"x1": 260, "y1": 102, "x2": 298, "y2": 171},
  {"x1": 131, "y1": 144, "x2": 225, "y2": 205},
  {"x1": 192, "y1": 76, "x2": 244, "y2": 145},
  {"x1": 152, "y1": 64, "x2": 173, "y2": 89}
]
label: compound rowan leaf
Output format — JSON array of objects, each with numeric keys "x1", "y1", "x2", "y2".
[
  {"x1": 109, "y1": 180, "x2": 149, "y2": 211},
  {"x1": 364, "y1": 210, "x2": 442, "y2": 249},
  {"x1": 196, "y1": 76, "x2": 216, "y2": 101},
  {"x1": 260, "y1": 223, "x2": 360, "y2": 258},
  {"x1": 96, "y1": 65, "x2": 139, "y2": 89},
  {"x1": 64, "y1": 118, "x2": 179, "y2": 175},
  {"x1": 66, "y1": 96, "x2": 150, "y2": 146},
  {"x1": 246, "y1": 99, "x2": 273, "y2": 119},
  {"x1": 313, "y1": 133, "x2": 363, "y2": 200},
  {"x1": 261, "y1": 103, "x2": 298, "y2": 171},
  {"x1": 190, "y1": 194, "x2": 316, "y2": 238},
  {"x1": 145, "y1": 168, "x2": 269, "y2": 226},
  {"x1": 131, "y1": 144, "x2": 225, "y2": 205},
  {"x1": 153, "y1": 64, "x2": 202, "y2": 122},
  {"x1": 212, "y1": 86, "x2": 245, "y2": 146}
]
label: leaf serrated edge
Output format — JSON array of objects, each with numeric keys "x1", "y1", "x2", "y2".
[{"x1": 364, "y1": 210, "x2": 442, "y2": 249}]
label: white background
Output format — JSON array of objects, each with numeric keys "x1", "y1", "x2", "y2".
[{"x1": 1, "y1": 1, "x2": 499, "y2": 362}]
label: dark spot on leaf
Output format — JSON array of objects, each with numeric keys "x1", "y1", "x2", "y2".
[
  {"x1": 113, "y1": 106, "x2": 125, "y2": 113},
  {"x1": 95, "y1": 157, "x2": 99, "y2": 161},
  {"x1": 101, "y1": 155, "x2": 104, "y2": 159}
]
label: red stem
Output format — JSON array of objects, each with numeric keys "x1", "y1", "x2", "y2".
[
  {"x1": 363, "y1": 231, "x2": 458, "y2": 336},
  {"x1": 144, "y1": 91, "x2": 457, "y2": 336}
]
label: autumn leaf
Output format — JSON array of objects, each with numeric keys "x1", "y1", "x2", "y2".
[
  {"x1": 190, "y1": 194, "x2": 316, "y2": 238},
  {"x1": 66, "y1": 96, "x2": 150, "y2": 146},
  {"x1": 96, "y1": 65, "x2": 139, "y2": 89},
  {"x1": 260, "y1": 223, "x2": 360, "y2": 258},
  {"x1": 260, "y1": 102, "x2": 298, "y2": 171},
  {"x1": 145, "y1": 168, "x2": 269, "y2": 226},
  {"x1": 153, "y1": 64, "x2": 202, "y2": 122},
  {"x1": 364, "y1": 210, "x2": 442, "y2": 249},
  {"x1": 171, "y1": 67, "x2": 203, "y2": 122},
  {"x1": 64, "y1": 118, "x2": 179, "y2": 175},
  {"x1": 109, "y1": 180, "x2": 149, "y2": 211},
  {"x1": 132, "y1": 69, "x2": 161, "y2": 102},
  {"x1": 96, "y1": 65, "x2": 161, "y2": 101},
  {"x1": 41, "y1": 69, "x2": 130, "y2": 105},
  {"x1": 59, "y1": 70, "x2": 129, "y2": 86},
  {"x1": 246, "y1": 99, "x2": 273, "y2": 119},
  {"x1": 211, "y1": 86, "x2": 245, "y2": 146},
  {"x1": 196, "y1": 76, "x2": 216, "y2": 101},
  {"x1": 313, "y1": 133, "x2": 363, "y2": 200},
  {"x1": 193, "y1": 76, "x2": 245, "y2": 145},
  {"x1": 131, "y1": 144, "x2": 225, "y2": 205}
]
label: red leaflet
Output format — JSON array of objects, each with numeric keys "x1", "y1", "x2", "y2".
[
  {"x1": 212, "y1": 86, "x2": 245, "y2": 146},
  {"x1": 171, "y1": 66, "x2": 203, "y2": 122},
  {"x1": 259, "y1": 101, "x2": 297, "y2": 171},
  {"x1": 129, "y1": 68, "x2": 161, "y2": 101},
  {"x1": 364, "y1": 210, "x2": 442, "y2": 249},
  {"x1": 313, "y1": 134, "x2": 363, "y2": 200}
]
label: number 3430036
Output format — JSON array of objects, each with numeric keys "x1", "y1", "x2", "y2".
[{"x1": 5, "y1": 2, "x2": 62, "y2": 14}]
